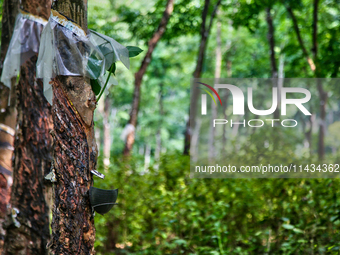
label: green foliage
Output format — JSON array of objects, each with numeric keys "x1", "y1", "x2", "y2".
[
  {"x1": 91, "y1": 78, "x2": 102, "y2": 95},
  {"x1": 94, "y1": 154, "x2": 340, "y2": 254},
  {"x1": 126, "y1": 46, "x2": 143, "y2": 58},
  {"x1": 87, "y1": 0, "x2": 340, "y2": 254}
]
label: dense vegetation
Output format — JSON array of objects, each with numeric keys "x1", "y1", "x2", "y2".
[
  {"x1": 92, "y1": 154, "x2": 340, "y2": 254},
  {"x1": 85, "y1": 0, "x2": 340, "y2": 254}
]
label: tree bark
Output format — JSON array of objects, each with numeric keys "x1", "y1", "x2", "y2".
[
  {"x1": 49, "y1": 1, "x2": 97, "y2": 254},
  {"x1": 0, "y1": 0, "x2": 19, "y2": 251},
  {"x1": 3, "y1": 1, "x2": 52, "y2": 254},
  {"x1": 123, "y1": 0, "x2": 174, "y2": 156},
  {"x1": 183, "y1": 0, "x2": 221, "y2": 155}
]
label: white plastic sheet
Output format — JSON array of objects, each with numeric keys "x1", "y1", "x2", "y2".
[
  {"x1": 0, "y1": 10, "x2": 47, "y2": 89},
  {"x1": 37, "y1": 10, "x2": 130, "y2": 104}
]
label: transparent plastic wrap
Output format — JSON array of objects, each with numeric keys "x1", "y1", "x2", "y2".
[
  {"x1": 37, "y1": 10, "x2": 129, "y2": 104},
  {"x1": 0, "y1": 10, "x2": 47, "y2": 89}
]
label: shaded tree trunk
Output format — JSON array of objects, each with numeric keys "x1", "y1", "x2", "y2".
[
  {"x1": 183, "y1": 0, "x2": 221, "y2": 155},
  {"x1": 312, "y1": 0, "x2": 326, "y2": 161},
  {"x1": 266, "y1": 7, "x2": 278, "y2": 79},
  {"x1": 286, "y1": 1, "x2": 325, "y2": 160},
  {"x1": 3, "y1": 1, "x2": 52, "y2": 254},
  {"x1": 154, "y1": 83, "x2": 164, "y2": 169},
  {"x1": 0, "y1": 0, "x2": 19, "y2": 251},
  {"x1": 49, "y1": 1, "x2": 97, "y2": 254},
  {"x1": 286, "y1": 6, "x2": 315, "y2": 72},
  {"x1": 209, "y1": 18, "x2": 222, "y2": 160},
  {"x1": 266, "y1": 7, "x2": 280, "y2": 120},
  {"x1": 103, "y1": 96, "x2": 111, "y2": 167},
  {"x1": 123, "y1": 0, "x2": 174, "y2": 156}
]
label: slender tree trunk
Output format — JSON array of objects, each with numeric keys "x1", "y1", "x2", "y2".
[
  {"x1": 0, "y1": 0, "x2": 19, "y2": 251},
  {"x1": 286, "y1": 1, "x2": 325, "y2": 160},
  {"x1": 154, "y1": 83, "x2": 164, "y2": 169},
  {"x1": 265, "y1": 7, "x2": 281, "y2": 121},
  {"x1": 286, "y1": 6, "x2": 316, "y2": 72},
  {"x1": 266, "y1": 7, "x2": 278, "y2": 79},
  {"x1": 103, "y1": 96, "x2": 111, "y2": 167},
  {"x1": 49, "y1": 1, "x2": 97, "y2": 254},
  {"x1": 3, "y1": 1, "x2": 52, "y2": 254},
  {"x1": 123, "y1": 0, "x2": 174, "y2": 156},
  {"x1": 209, "y1": 18, "x2": 222, "y2": 160},
  {"x1": 312, "y1": 0, "x2": 326, "y2": 160},
  {"x1": 183, "y1": 0, "x2": 221, "y2": 155}
]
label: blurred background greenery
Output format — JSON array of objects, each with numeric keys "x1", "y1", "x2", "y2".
[{"x1": 87, "y1": 0, "x2": 340, "y2": 254}]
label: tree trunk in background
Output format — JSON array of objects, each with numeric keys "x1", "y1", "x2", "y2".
[
  {"x1": 0, "y1": 0, "x2": 19, "y2": 251},
  {"x1": 286, "y1": 6, "x2": 316, "y2": 72},
  {"x1": 183, "y1": 0, "x2": 221, "y2": 155},
  {"x1": 287, "y1": 2, "x2": 325, "y2": 160},
  {"x1": 154, "y1": 83, "x2": 164, "y2": 169},
  {"x1": 123, "y1": 0, "x2": 174, "y2": 156},
  {"x1": 266, "y1": 7, "x2": 278, "y2": 79},
  {"x1": 209, "y1": 18, "x2": 222, "y2": 161},
  {"x1": 265, "y1": 7, "x2": 280, "y2": 120},
  {"x1": 3, "y1": 1, "x2": 52, "y2": 254},
  {"x1": 103, "y1": 96, "x2": 111, "y2": 167},
  {"x1": 312, "y1": 0, "x2": 326, "y2": 161},
  {"x1": 49, "y1": 1, "x2": 97, "y2": 254}
]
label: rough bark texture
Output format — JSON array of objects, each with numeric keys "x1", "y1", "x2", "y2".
[
  {"x1": 49, "y1": 1, "x2": 97, "y2": 254},
  {"x1": 3, "y1": 2, "x2": 52, "y2": 254},
  {"x1": 4, "y1": 53, "x2": 52, "y2": 255},
  {"x1": 123, "y1": 0, "x2": 174, "y2": 156},
  {"x1": 183, "y1": 0, "x2": 221, "y2": 155},
  {"x1": 0, "y1": 0, "x2": 19, "y2": 252}
]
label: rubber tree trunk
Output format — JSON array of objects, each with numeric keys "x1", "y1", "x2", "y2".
[
  {"x1": 3, "y1": 0, "x2": 52, "y2": 254},
  {"x1": 49, "y1": 1, "x2": 97, "y2": 254},
  {"x1": 0, "y1": 0, "x2": 19, "y2": 252},
  {"x1": 123, "y1": 0, "x2": 174, "y2": 156},
  {"x1": 183, "y1": 0, "x2": 221, "y2": 155}
]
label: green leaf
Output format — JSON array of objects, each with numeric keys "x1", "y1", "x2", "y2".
[
  {"x1": 91, "y1": 79, "x2": 102, "y2": 95},
  {"x1": 126, "y1": 46, "x2": 143, "y2": 58},
  {"x1": 293, "y1": 228, "x2": 304, "y2": 233},
  {"x1": 87, "y1": 53, "x2": 103, "y2": 79},
  {"x1": 282, "y1": 224, "x2": 295, "y2": 230}
]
